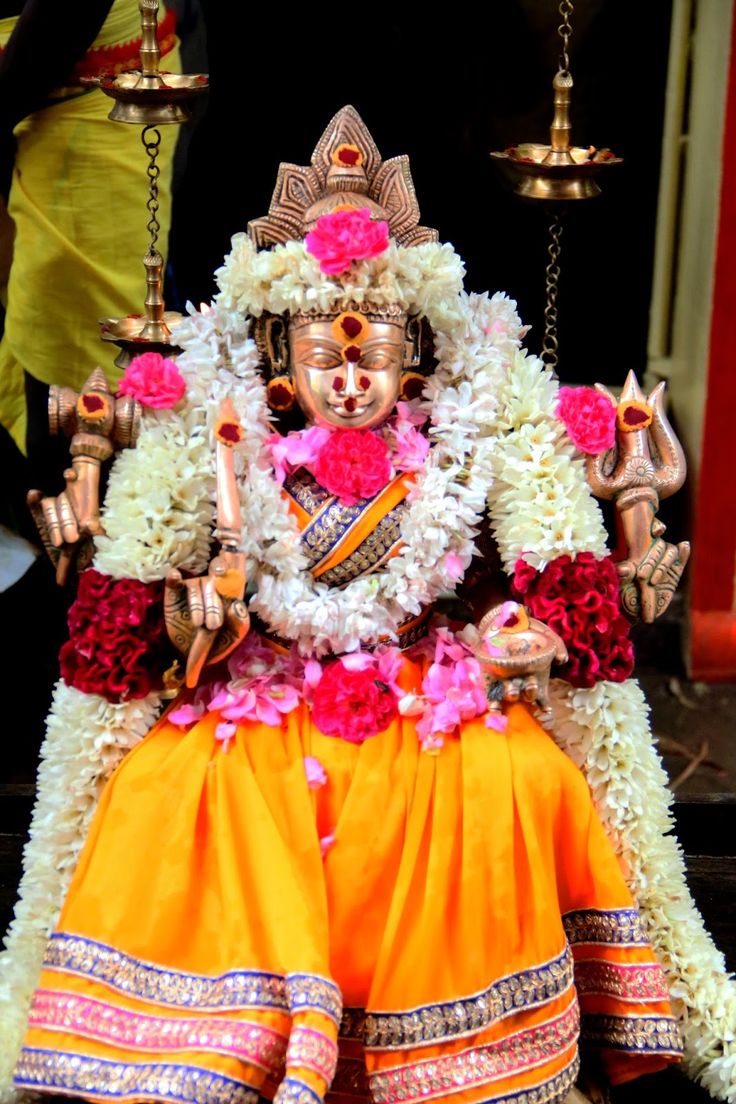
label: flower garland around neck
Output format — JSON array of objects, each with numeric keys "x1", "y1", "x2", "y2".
[
  {"x1": 231, "y1": 290, "x2": 513, "y2": 655},
  {"x1": 267, "y1": 402, "x2": 429, "y2": 505}
]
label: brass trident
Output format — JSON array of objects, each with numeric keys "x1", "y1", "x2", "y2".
[{"x1": 586, "y1": 372, "x2": 690, "y2": 622}]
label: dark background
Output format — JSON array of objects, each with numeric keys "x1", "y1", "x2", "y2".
[{"x1": 169, "y1": 0, "x2": 674, "y2": 385}]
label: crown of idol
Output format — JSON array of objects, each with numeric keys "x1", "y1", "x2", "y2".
[
  {"x1": 247, "y1": 105, "x2": 439, "y2": 248},
  {"x1": 215, "y1": 107, "x2": 465, "y2": 327}
]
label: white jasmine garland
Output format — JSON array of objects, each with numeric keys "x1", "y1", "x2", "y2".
[
  {"x1": 487, "y1": 351, "x2": 609, "y2": 573},
  {"x1": 549, "y1": 679, "x2": 736, "y2": 1103},
  {"x1": 216, "y1": 235, "x2": 466, "y2": 335},
  {"x1": 0, "y1": 684, "x2": 159, "y2": 1103}
]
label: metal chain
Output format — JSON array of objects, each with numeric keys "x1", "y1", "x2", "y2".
[
  {"x1": 141, "y1": 125, "x2": 162, "y2": 254},
  {"x1": 542, "y1": 212, "x2": 564, "y2": 373},
  {"x1": 558, "y1": 0, "x2": 573, "y2": 75}
]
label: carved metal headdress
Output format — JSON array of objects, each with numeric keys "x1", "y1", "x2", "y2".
[{"x1": 248, "y1": 105, "x2": 438, "y2": 249}]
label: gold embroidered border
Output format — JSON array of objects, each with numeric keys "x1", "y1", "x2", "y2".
[
  {"x1": 287, "y1": 1026, "x2": 339, "y2": 1082},
  {"x1": 284, "y1": 469, "x2": 333, "y2": 517},
  {"x1": 28, "y1": 989, "x2": 287, "y2": 1071},
  {"x1": 274, "y1": 1076, "x2": 323, "y2": 1104},
  {"x1": 287, "y1": 974, "x2": 342, "y2": 1025},
  {"x1": 44, "y1": 933, "x2": 288, "y2": 1011},
  {"x1": 340, "y1": 946, "x2": 574, "y2": 1050},
  {"x1": 14, "y1": 1047, "x2": 259, "y2": 1104},
  {"x1": 562, "y1": 908, "x2": 649, "y2": 947},
  {"x1": 574, "y1": 959, "x2": 671, "y2": 1003},
  {"x1": 318, "y1": 506, "x2": 404, "y2": 587},
  {"x1": 369, "y1": 1004, "x2": 579, "y2": 1104},
  {"x1": 44, "y1": 934, "x2": 340, "y2": 1021},
  {"x1": 581, "y1": 1013, "x2": 682, "y2": 1054}
]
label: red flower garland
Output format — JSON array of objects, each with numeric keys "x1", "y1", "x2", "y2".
[
  {"x1": 511, "y1": 552, "x2": 634, "y2": 688},
  {"x1": 60, "y1": 569, "x2": 171, "y2": 702}
]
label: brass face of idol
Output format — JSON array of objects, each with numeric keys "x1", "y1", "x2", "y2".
[{"x1": 289, "y1": 316, "x2": 407, "y2": 431}]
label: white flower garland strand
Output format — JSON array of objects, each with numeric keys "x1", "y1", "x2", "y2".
[
  {"x1": 487, "y1": 351, "x2": 609, "y2": 572},
  {"x1": 216, "y1": 235, "x2": 466, "y2": 336},
  {"x1": 0, "y1": 684, "x2": 159, "y2": 1102},
  {"x1": 549, "y1": 679, "x2": 736, "y2": 1103}
]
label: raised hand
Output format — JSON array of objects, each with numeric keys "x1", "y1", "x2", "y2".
[
  {"x1": 164, "y1": 551, "x2": 250, "y2": 688},
  {"x1": 27, "y1": 368, "x2": 140, "y2": 585}
]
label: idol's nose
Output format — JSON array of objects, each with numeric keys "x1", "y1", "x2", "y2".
[{"x1": 343, "y1": 360, "x2": 361, "y2": 397}]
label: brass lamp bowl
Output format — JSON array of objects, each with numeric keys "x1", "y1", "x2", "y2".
[
  {"x1": 100, "y1": 312, "x2": 183, "y2": 370},
  {"x1": 473, "y1": 606, "x2": 568, "y2": 679},
  {"x1": 83, "y1": 72, "x2": 209, "y2": 125},
  {"x1": 490, "y1": 143, "x2": 622, "y2": 201}
]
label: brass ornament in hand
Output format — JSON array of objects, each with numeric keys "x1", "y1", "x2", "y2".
[
  {"x1": 473, "y1": 603, "x2": 568, "y2": 726},
  {"x1": 164, "y1": 551, "x2": 250, "y2": 689},
  {"x1": 586, "y1": 373, "x2": 689, "y2": 622},
  {"x1": 29, "y1": 368, "x2": 141, "y2": 585}
]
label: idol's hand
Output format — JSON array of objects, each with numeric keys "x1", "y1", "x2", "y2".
[
  {"x1": 27, "y1": 460, "x2": 104, "y2": 585},
  {"x1": 473, "y1": 602, "x2": 568, "y2": 725},
  {"x1": 28, "y1": 368, "x2": 141, "y2": 586},
  {"x1": 164, "y1": 550, "x2": 250, "y2": 688},
  {"x1": 617, "y1": 535, "x2": 690, "y2": 623}
]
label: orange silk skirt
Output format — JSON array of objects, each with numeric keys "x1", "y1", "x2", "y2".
[{"x1": 15, "y1": 659, "x2": 681, "y2": 1104}]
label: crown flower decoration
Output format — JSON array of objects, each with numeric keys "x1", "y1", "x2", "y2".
[{"x1": 305, "y1": 208, "x2": 390, "y2": 275}]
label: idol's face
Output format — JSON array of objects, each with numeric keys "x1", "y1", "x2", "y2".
[{"x1": 289, "y1": 315, "x2": 407, "y2": 431}]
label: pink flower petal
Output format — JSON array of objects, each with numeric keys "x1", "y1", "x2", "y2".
[
  {"x1": 485, "y1": 713, "x2": 509, "y2": 732},
  {"x1": 304, "y1": 659, "x2": 323, "y2": 689},
  {"x1": 443, "y1": 552, "x2": 465, "y2": 582},
  {"x1": 340, "y1": 652, "x2": 374, "y2": 673},
  {"x1": 320, "y1": 833, "x2": 336, "y2": 857},
  {"x1": 215, "y1": 721, "x2": 237, "y2": 752},
  {"x1": 168, "y1": 702, "x2": 205, "y2": 727},
  {"x1": 304, "y1": 756, "x2": 327, "y2": 790}
]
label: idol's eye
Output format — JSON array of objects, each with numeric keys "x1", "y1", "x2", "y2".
[
  {"x1": 301, "y1": 351, "x2": 342, "y2": 370},
  {"x1": 359, "y1": 350, "x2": 394, "y2": 371}
]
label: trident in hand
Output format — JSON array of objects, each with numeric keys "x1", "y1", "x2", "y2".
[{"x1": 586, "y1": 372, "x2": 690, "y2": 622}]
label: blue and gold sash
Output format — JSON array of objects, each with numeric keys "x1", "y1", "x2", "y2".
[{"x1": 282, "y1": 468, "x2": 414, "y2": 588}]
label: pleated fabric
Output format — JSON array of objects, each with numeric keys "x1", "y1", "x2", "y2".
[{"x1": 15, "y1": 659, "x2": 681, "y2": 1104}]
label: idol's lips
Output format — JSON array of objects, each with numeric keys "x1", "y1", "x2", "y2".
[{"x1": 327, "y1": 400, "x2": 374, "y2": 417}]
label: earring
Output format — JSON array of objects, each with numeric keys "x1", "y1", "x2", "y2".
[
  {"x1": 267, "y1": 376, "x2": 295, "y2": 412},
  {"x1": 399, "y1": 371, "x2": 425, "y2": 402}
]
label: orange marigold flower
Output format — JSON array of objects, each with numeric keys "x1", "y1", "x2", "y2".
[
  {"x1": 617, "y1": 400, "x2": 653, "y2": 433},
  {"x1": 215, "y1": 419, "x2": 243, "y2": 446}
]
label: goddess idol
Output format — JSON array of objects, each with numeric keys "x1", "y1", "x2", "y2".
[{"x1": 5, "y1": 106, "x2": 718, "y2": 1104}]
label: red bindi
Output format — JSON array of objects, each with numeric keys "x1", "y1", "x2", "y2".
[
  {"x1": 341, "y1": 316, "x2": 362, "y2": 338},
  {"x1": 345, "y1": 345, "x2": 361, "y2": 362}
]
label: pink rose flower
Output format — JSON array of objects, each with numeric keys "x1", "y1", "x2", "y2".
[
  {"x1": 118, "y1": 352, "x2": 186, "y2": 410},
  {"x1": 305, "y1": 208, "x2": 390, "y2": 275},
  {"x1": 556, "y1": 386, "x2": 616, "y2": 455},
  {"x1": 312, "y1": 658, "x2": 399, "y2": 743},
  {"x1": 312, "y1": 429, "x2": 392, "y2": 505}
]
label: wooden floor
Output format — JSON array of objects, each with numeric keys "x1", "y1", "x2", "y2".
[{"x1": 1, "y1": 787, "x2": 733, "y2": 1103}]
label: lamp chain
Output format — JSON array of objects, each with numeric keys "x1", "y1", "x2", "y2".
[
  {"x1": 542, "y1": 212, "x2": 565, "y2": 374},
  {"x1": 558, "y1": 0, "x2": 573, "y2": 76},
  {"x1": 141, "y1": 124, "x2": 162, "y2": 255}
]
